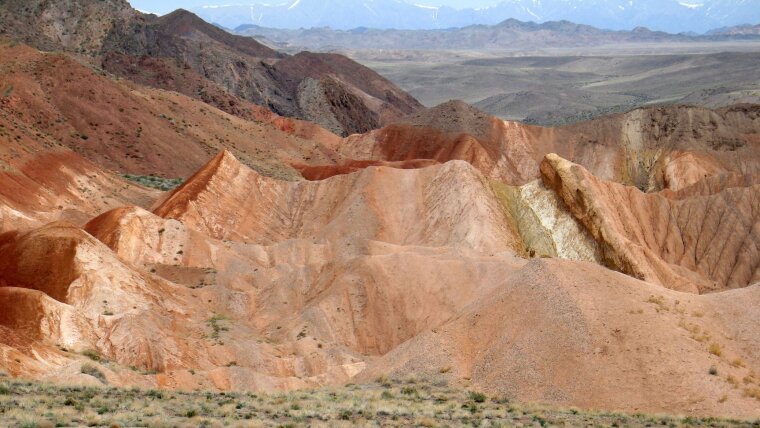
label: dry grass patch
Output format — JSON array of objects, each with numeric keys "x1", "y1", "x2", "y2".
[
  {"x1": 0, "y1": 378, "x2": 758, "y2": 427},
  {"x1": 709, "y1": 343, "x2": 723, "y2": 357},
  {"x1": 646, "y1": 295, "x2": 669, "y2": 312}
]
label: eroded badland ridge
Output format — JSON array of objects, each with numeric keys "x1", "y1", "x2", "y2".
[{"x1": 0, "y1": 0, "x2": 758, "y2": 424}]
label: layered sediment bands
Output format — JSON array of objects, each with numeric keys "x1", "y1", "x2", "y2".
[
  {"x1": 0, "y1": 149, "x2": 759, "y2": 417},
  {"x1": 0, "y1": 287, "x2": 94, "y2": 345},
  {"x1": 0, "y1": 93, "x2": 157, "y2": 231},
  {"x1": 0, "y1": 225, "x2": 81, "y2": 303},
  {"x1": 0, "y1": 222, "x2": 171, "y2": 311},
  {"x1": 154, "y1": 151, "x2": 521, "y2": 252},
  {"x1": 2, "y1": 2, "x2": 759, "y2": 416},
  {"x1": 526, "y1": 104, "x2": 760, "y2": 191},
  {"x1": 541, "y1": 153, "x2": 760, "y2": 293},
  {"x1": 0, "y1": 150, "x2": 157, "y2": 231},
  {"x1": 325, "y1": 103, "x2": 760, "y2": 193},
  {"x1": 84, "y1": 206, "x2": 211, "y2": 269},
  {"x1": 257, "y1": 242, "x2": 526, "y2": 356},
  {"x1": 0, "y1": 222, "x2": 228, "y2": 375}
]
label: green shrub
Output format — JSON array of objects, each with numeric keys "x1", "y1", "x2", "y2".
[
  {"x1": 82, "y1": 349, "x2": 101, "y2": 361},
  {"x1": 147, "y1": 390, "x2": 164, "y2": 399},
  {"x1": 80, "y1": 364, "x2": 107, "y2": 384},
  {"x1": 401, "y1": 386, "x2": 418, "y2": 396},
  {"x1": 469, "y1": 391, "x2": 487, "y2": 403},
  {"x1": 122, "y1": 174, "x2": 183, "y2": 191}
]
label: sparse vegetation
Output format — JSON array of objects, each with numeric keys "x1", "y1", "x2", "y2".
[
  {"x1": 709, "y1": 343, "x2": 723, "y2": 357},
  {"x1": 206, "y1": 313, "x2": 229, "y2": 344},
  {"x1": 80, "y1": 364, "x2": 107, "y2": 384},
  {"x1": 81, "y1": 349, "x2": 101, "y2": 362},
  {"x1": 744, "y1": 388, "x2": 760, "y2": 401},
  {"x1": 0, "y1": 377, "x2": 757, "y2": 427},
  {"x1": 122, "y1": 174, "x2": 183, "y2": 191},
  {"x1": 2, "y1": 85, "x2": 12, "y2": 98},
  {"x1": 728, "y1": 375, "x2": 740, "y2": 387},
  {"x1": 400, "y1": 386, "x2": 418, "y2": 396},
  {"x1": 645, "y1": 295, "x2": 668, "y2": 312},
  {"x1": 678, "y1": 318, "x2": 712, "y2": 343}
]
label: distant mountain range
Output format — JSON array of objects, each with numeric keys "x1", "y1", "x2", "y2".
[
  {"x1": 235, "y1": 19, "x2": 760, "y2": 52},
  {"x1": 708, "y1": 23, "x2": 760, "y2": 35},
  {"x1": 192, "y1": 0, "x2": 760, "y2": 34}
]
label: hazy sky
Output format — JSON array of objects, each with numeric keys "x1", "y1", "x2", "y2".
[{"x1": 128, "y1": 0, "x2": 501, "y2": 15}]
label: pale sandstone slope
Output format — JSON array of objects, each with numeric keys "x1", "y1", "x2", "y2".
[{"x1": 359, "y1": 259, "x2": 760, "y2": 418}]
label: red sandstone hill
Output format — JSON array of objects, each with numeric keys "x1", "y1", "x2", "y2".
[{"x1": 0, "y1": 150, "x2": 758, "y2": 418}]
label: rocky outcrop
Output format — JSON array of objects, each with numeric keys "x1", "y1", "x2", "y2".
[
  {"x1": 541, "y1": 153, "x2": 760, "y2": 293},
  {"x1": 1, "y1": 7, "x2": 759, "y2": 414},
  {"x1": 0, "y1": 0, "x2": 137, "y2": 54}
]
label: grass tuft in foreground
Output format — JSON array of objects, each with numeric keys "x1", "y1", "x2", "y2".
[{"x1": 0, "y1": 378, "x2": 757, "y2": 427}]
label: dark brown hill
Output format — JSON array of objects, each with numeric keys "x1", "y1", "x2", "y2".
[
  {"x1": 0, "y1": 42, "x2": 341, "y2": 180},
  {"x1": 155, "y1": 9, "x2": 282, "y2": 59},
  {"x1": 0, "y1": 3, "x2": 422, "y2": 136}
]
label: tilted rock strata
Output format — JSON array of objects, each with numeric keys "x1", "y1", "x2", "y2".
[{"x1": 541, "y1": 153, "x2": 760, "y2": 293}]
